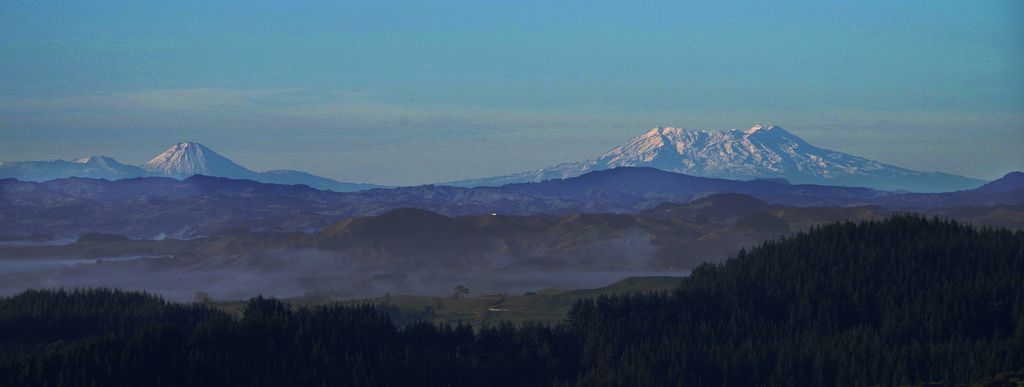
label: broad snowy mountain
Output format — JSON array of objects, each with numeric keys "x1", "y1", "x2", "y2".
[
  {"x1": 0, "y1": 156, "x2": 148, "y2": 181},
  {"x1": 1, "y1": 142, "x2": 379, "y2": 192},
  {"x1": 451, "y1": 125, "x2": 985, "y2": 192}
]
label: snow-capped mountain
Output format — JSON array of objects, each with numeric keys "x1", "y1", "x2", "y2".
[
  {"x1": 1, "y1": 142, "x2": 380, "y2": 192},
  {"x1": 142, "y1": 142, "x2": 381, "y2": 191},
  {"x1": 451, "y1": 125, "x2": 985, "y2": 192},
  {"x1": 144, "y1": 142, "x2": 257, "y2": 179},
  {"x1": 0, "y1": 156, "x2": 148, "y2": 181}
]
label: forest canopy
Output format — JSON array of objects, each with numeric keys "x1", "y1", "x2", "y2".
[{"x1": 1, "y1": 215, "x2": 1021, "y2": 386}]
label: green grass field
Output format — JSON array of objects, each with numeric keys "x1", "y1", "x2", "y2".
[
  {"x1": 215, "y1": 276, "x2": 683, "y2": 326},
  {"x1": 346, "y1": 276, "x2": 683, "y2": 326}
]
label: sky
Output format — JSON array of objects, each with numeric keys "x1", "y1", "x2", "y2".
[{"x1": 1, "y1": 1, "x2": 1022, "y2": 185}]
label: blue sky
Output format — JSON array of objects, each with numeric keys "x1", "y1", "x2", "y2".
[{"x1": 1, "y1": 1, "x2": 1022, "y2": 185}]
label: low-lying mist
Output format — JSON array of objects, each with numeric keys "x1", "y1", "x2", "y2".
[{"x1": 0, "y1": 231, "x2": 686, "y2": 302}]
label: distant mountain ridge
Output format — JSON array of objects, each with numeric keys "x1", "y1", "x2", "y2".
[
  {"x1": 973, "y1": 171, "x2": 1024, "y2": 194},
  {"x1": 451, "y1": 124, "x2": 985, "y2": 192},
  {"x1": 0, "y1": 156, "x2": 148, "y2": 181},
  {"x1": 0, "y1": 142, "x2": 380, "y2": 192},
  {"x1": 1, "y1": 125, "x2": 991, "y2": 192},
  {"x1": 2, "y1": 167, "x2": 1021, "y2": 239}
]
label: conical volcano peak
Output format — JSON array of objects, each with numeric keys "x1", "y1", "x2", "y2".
[
  {"x1": 168, "y1": 142, "x2": 209, "y2": 152},
  {"x1": 144, "y1": 142, "x2": 255, "y2": 178},
  {"x1": 0, "y1": 142, "x2": 379, "y2": 192}
]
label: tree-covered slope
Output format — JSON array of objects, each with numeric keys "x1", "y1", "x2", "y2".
[
  {"x1": 0, "y1": 216, "x2": 1020, "y2": 386},
  {"x1": 569, "y1": 216, "x2": 1024, "y2": 386}
]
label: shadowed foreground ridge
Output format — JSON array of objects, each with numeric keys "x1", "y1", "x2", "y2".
[
  {"x1": 568, "y1": 216, "x2": 1024, "y2": 386},
  {"x1": 0, "y1": 215, "x2": 1021, "y2": 386}
]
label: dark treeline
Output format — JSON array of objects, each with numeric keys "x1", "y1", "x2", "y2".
[
  {"x1": 566, "y1": 216, "x2": 1024, "y2": 386},
  {"x1": 1, "y1": 215, "x2": 1022, "y2": 386}
]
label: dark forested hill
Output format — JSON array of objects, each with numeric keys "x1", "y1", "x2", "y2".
[
  {"x1": 0, "y1": 216, "x2": 1021, "y2": 386},
  {"x1": 566, "y1": 215, "x2": 1024, "y2": 386}
]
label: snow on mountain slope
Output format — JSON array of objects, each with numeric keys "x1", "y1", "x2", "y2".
[
  {"x1": 2, "y1": 142, "x2": 379, "y2": 192},
  {"x1": 144, "y1": 142, "x2": 257, "y2": 178},
  {"x1": 451, "y1": 125, "x2": 985, "y2": 192},
  {"x1": 0, "y1": 156, "x2": 149, "y2": 181},
  {"x1": 142, "y1": 142, "x2": 381, "y2": 191}
]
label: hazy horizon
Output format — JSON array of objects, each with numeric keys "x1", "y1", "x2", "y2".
[{"x1": 2, "y1": 1, "x2": 1022, "y2": 185}]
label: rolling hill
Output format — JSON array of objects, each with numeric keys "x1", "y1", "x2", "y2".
[{"x1": 2, "y1": 167, "x2": 1020, "y2": 240}]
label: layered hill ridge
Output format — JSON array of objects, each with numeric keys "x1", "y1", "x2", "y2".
[
  {"x1": 973, "y1": 171, "x2": 1024, "y2": 194},
  {"x1": 2, "y1": 194, "x2": 893, "y2": 274},
  {"x1": 2, "y1": 167, "x2": 1021, "y2": 239},
  {"x1": 452, "y1": 125, "x2": 985, "y2": 192},
  {"x1": 8, "y1": 194, "x2": 1020, "y2": 296},
  {"x1": 641, "y1": 193, "x2": 772, "y2": 223},
  {"x1": 1, "y1": 187, "x2": 1021, "y2": 300}
]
